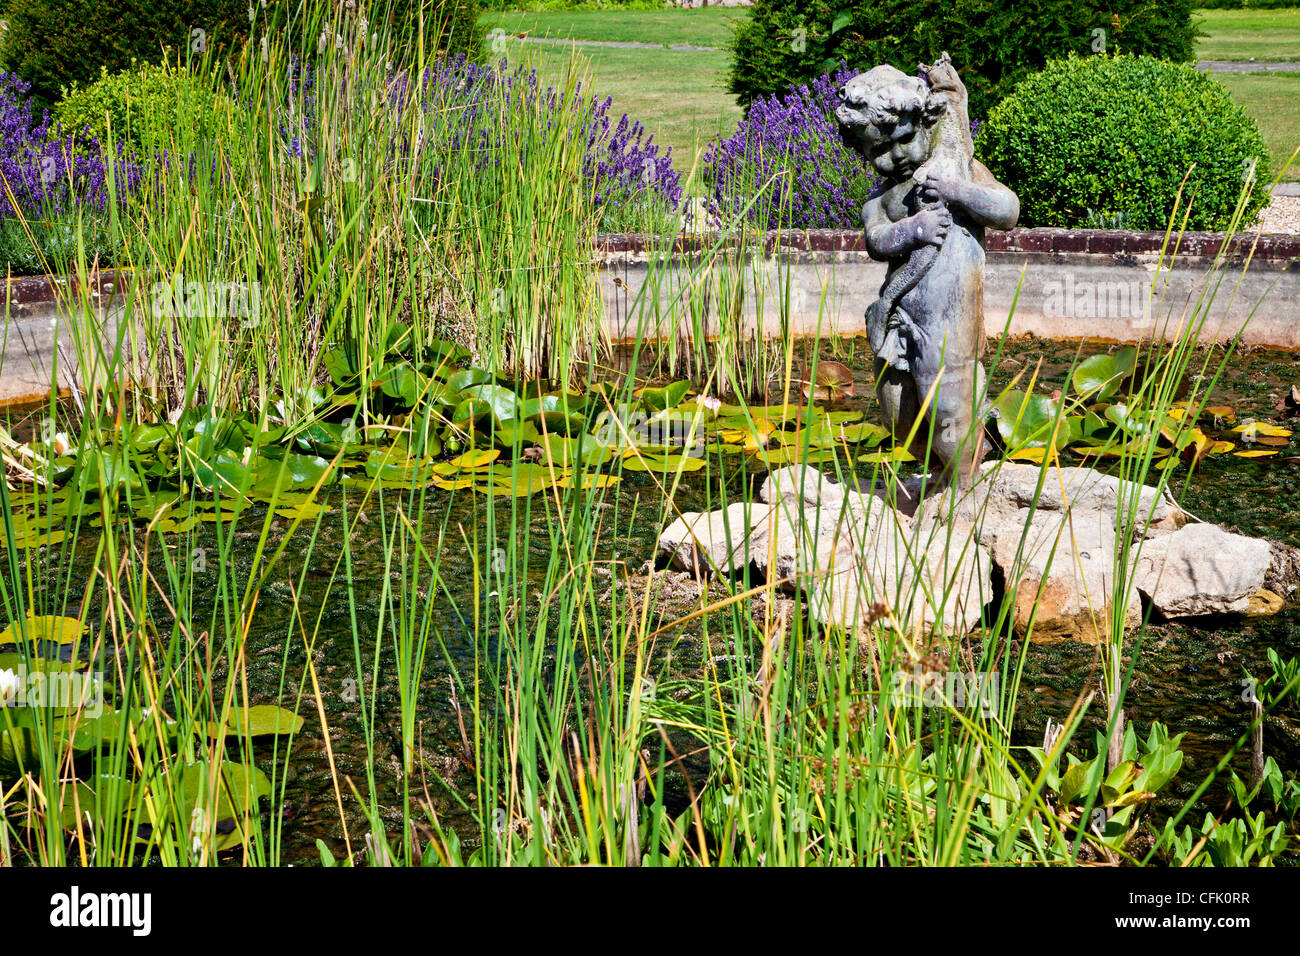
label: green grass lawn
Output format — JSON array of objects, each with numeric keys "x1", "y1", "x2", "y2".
[
  {"x1": 497, "y1": 40, "x2": 742, "y2": 163},
  {"x1": 1214, "y1": 72, "x2": 1300, "y2": 179},
  {"x1": 1196, "y1": 8, "x2": 1300, "y2": 61},
  {"x1": 481, "y1": 7, "x2": 741, "y2": 47}
]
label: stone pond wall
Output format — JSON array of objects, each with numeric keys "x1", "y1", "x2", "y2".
[{"x1": 597, "y1": 228, "x2": 1300, "y2": 349}]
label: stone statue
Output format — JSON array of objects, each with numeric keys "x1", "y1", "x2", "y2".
[{"x1": 836, "y1": 54, "x2": 1019, "y2": 488}]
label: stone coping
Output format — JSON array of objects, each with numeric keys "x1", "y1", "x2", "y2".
[
  {"x1": 3, "y1": 269, "x2": 128, "y2": 307},
  {"x1": 596, "y1": 228, "x2": 1300, "y2": 263}
]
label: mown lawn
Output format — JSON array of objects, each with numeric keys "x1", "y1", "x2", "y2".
[
  {"x1": 1214, "y1": 72, "x2": 1300, "y2": 178},
  {"x1": 480, "y1": 7, "x2": 741, "y2": 47},
  {"x1": 491, "y1": 39, "x2": 742, "y2": 163},
  {"x1": 1196, "y1": 8, "x2": 1300, "y2": 61}
]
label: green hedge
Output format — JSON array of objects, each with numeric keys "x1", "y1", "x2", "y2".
[
  {"x1": 728, "y1": 0, "x2": 1197, "y2": 120},
  {"x1": 976, "y1": 55, "x2": 1271, "y2": 230},
  {"x1": 0, "y1": 0, "x2": 252, "y2": 111},
  {"x1": 380, "y1": 0, "x2": 486, "y2": 61}
]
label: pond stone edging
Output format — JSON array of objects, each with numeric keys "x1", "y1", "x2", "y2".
[{"x1": 596, "y1": 228, "x2": 1300, "y2": 348}]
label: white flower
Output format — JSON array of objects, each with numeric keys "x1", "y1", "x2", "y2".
[
  {"x1": 699, "y1": 395, "x2": 722, "y2": 414},
  {"x1": 0, "y1": 668, "x2": 21, "y2": 707}
]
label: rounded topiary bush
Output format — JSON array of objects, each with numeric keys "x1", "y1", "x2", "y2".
[
  {"x1": 55, "y1": 62, "x2": 232, "y2": 153},
  {"x1": 976, "y1": 55, "x2": 1272, "y2": 230}
]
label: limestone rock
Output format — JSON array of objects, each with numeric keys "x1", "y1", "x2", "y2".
[
  {"x1": 758, "y1": 465, "x2": 845, "y2": 509},
  {"x1": 984, "y1": 510, "x2": 1139, "y2": 644},
  {"x1": 655, "y1": 461, "x2": 1282, "y2": 643},
  {"x1": 1132, "y1": 522, "x2": 1273, "y2": 618},
  {"x1": 972, "y1": 462, "x2": 1186, "y2": 530},
  {"x1": 657, "y1": 501, "x2": 771, "y2": 576},
  {"x1": 805, "y1": 518, "x2": 992, "y2": 636}
]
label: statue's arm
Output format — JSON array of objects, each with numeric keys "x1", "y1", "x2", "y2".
[
  {"x1": 864, "y1": 190, "x2": 948, "y2": 259},
  {"x1": 922, "y1": 162, "x2": 1019, "y2": 231}
]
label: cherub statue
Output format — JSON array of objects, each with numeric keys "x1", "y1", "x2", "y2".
[{"x1": 836, "y1": 55, "x2": 1019, "y2": 488}]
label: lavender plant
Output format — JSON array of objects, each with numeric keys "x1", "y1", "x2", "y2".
[{"x1": 703, "y1": 68, "x2": 877, "y2": 230}]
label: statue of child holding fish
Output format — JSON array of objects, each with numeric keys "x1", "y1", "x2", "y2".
[{"x1": 836, "y1": 54, "x2": 1019, "y2": 488}]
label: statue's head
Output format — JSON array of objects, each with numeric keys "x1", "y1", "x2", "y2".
[{"x1": 836, "y1": 65, "x2": 945, "y2": 181}]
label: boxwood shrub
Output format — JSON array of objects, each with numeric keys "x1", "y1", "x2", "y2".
[
  {"x1": 975, "y1": 54, "x2": 1272, "y2": 230},
  {"x1": 55, "y1": 62, "x2": 232, "y2": 153}
]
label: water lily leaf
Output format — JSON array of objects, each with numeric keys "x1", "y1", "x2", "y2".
[
  {"x1": 1234, "y1": 449, "x2": 1278, "y2": 458},
  {"x1": 1203, "y1": 405, "x2": 1236, "y2": 425},
  {"x1": 518, "y1": 394, "x2": 587, "y2": 433},
  {"x1": 784, "y1": 420, "x2": 888, "y2": 449},
  {"x1": 127, "y1": 424, "x2": 172, "y2": 453},
  {"x1": 1072, "y1": 347, "x2": 1137, "y2": 400},
  {"x1": 446, "y1": 368, "x2": 495, "y2": 393},
  {"x1": 539, "y1": 433, "x2": 614, "y2": 468},
  {"x1": 365, "y1": 447, "x2": 431, "y2": 483},
  {"x1": 1007, "y1": 446, "x2": 1057, "y2": 463},
  {"x1": 636, "y1": 380, "x2": 691, "y2": 413},
  {"x1": 493, "y1": 421, "x2": 543, "y2": 448},
  {"x1": 621, "y1": 452, "x2": 707, "y2": 473},
  {"x1": 1069, "y1": 440, "x2": 1166, "y2": 460},
  {"x1": 154, "y1": 761, "x2": 273, "y2": 852},
  {"x1": 189, "y1": 447, "x2": 253, "y2": 496},
  {"x1": 154, "y1": 514, "x2": 204, "y2": 534},
  {"x1": 213, "y1": 704, "x2": 305, "y2": 739},
  {"x1": 859, "y1": 447, "x2": 917, "y2": 464},
  {"x1": 446, "y1": 449, "x2": 500, "y2": 471},
  {"x1": 557, "y1": 473, "x2": 621, "y2": 490},
  {"x1": 460, "y1": 384, "x2": 521, "y2": 428},
  {"x1": 1103, "y1": 403, "x2": 1156, "y2": 438},
  {"x1": 993, "y1": 391, "x2": 1063, "y2": 450},
  {"x1": 74, "y1": 449, "x2": 147, "y2": 497},
  {"x1": 717, "y1": 423, "x2": 777, "y2": 452},
  {"x1": 1233, "y1": 422, "x2": 1291, "y2": 439},
  {"x1": 424, "y1": 338, "x2": 473, "y2": 366},
  {"x1": 322, "y1": 347, "x2": 359, "y2": 387},
  {"x1": 274, "y1": 502, "x2": 328, "y2": 521},
  {"x1": 474, "y1": 470, "x2": 553, "y2": 497},
  {"x1": 60, "y1": 773, "x2": 138, "y2": 830},
  {"x1": 377, "y1": 361, "x2": 423, "y2": 405},
  {"x1": 822, "y1": 410, "x2": 865, "y2": 425},
  {"x1": 12, "y1": 529, "x2": 71, "y2": 550},
  {"x1": 0, "y1": 614, "x2": 87, "y2": 646},
  {"x1": 758, "y1": 445, "x2": 843, "y2": 467},
  {"x1": 294, "y1": 421, "x2": 362, "y2": 456},
  {"x1": 431, "y1": 476, "x2": 477, "y2": 491},
  {"x1": 250, "y1": 453, "x2": 335, "y2": 497}
]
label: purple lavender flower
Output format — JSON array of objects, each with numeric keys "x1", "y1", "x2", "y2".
[{"x1": 702, "y1": 67, "x2": 874, "y2": 230}]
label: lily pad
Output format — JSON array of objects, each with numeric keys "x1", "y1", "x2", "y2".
[
  {"x1": 212, "y1": 704, "x2": 305, "y2": 738},
  {"x1": 1072, "y1": 346, "x2": 1137, "y2": 400},
  {"x1": 0, "y1": 614, "x2": 88, "y2": 647}
]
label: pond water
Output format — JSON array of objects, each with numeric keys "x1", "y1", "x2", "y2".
[{"x1": 5, "y1": 335, "x2": 1299, "y2": 864}]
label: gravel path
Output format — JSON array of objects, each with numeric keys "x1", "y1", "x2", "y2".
[
  {"x1": 1197, "y1": 60, "x2": 1300, "y2": 73},
  {"x1": 1259, "y1": 195, "x2": 1300, "y2": 234},
  {"x1": 498, "y1": 35, "x2": 719, "y2": 52}
]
